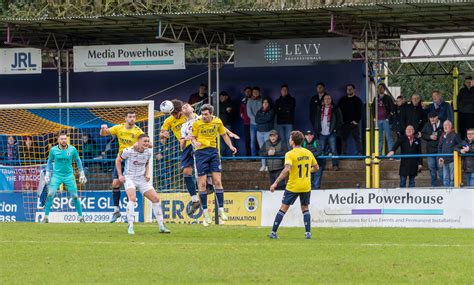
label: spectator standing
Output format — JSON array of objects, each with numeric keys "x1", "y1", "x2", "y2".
[
  {"x1": 219, "y1": 91, "x2": 236, "y2": 156},
  {"x1": 275, "y1": 84, "x2": 296, "y2": 145},
  {"x1": 246, "y1": 87, "x2": 263, "y2": 157},
  {"x1": 314, "y1": 95, "x2": 342, "y2": 170},
  {"x1": 4, "y1": 136, "x2": 19, "y2": 162},
  {"x1": 401, "y1": 94, "x2": 427, "y2": 135},
  {"x1": 421, "y1": 111, "x2": 444, "y2": 187},
  {"x1": 457, "y1": 76, "x2": 474, "y2": 139},
  {"x1": 303, "y1": 130, "x2": 325, "y2": 189},
  {"x1": 391, "y1": 96, "x2": 407, "y2": 140},
  {"x1": 255, "y1": 98, "x2": 275, "y2": 171},
  {"x1": 388, "y1": 125, "x2": 423, "y2": 188},
  {"x1": 426, "y1": 90, "x2": 453, "y2": 124},
  {"x1": 338, "y1": 84, "x2": 363, "y2": 155},
  {"x1": 309, "y1": 82, "x2": 327, "y2": 129},
  {"x1": 188, "y1": 83, "x2": 208, "y2": 105},
  {"x1": 372, "y1": 84, "x2": 395, "y2": 154},
  {"x1": 438, "y1": 120, "x2": 462, "y2": 187},
  {"x1": 239, "y1": 87, "x2": 253, "y2": 156},
  {"x1": 259, "y1": 129, "x2": 287, "y2": 189},
  {"x1": 457, "y1": 128, "x2": 474, "y2": 186}
]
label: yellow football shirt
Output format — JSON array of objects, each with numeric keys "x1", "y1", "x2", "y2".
[
  {"x1": 191, "y1": 116, "x2": 226, "y2": 150},
  {"x1": 161, "y1": 114, "x2": 186, "y2": 140},
  {"x1": 108, "y1": 124, "x2": 144, "y2": 155},
  {"x1": 284, "y1": 147, "x2": 317, "y2": 193}
]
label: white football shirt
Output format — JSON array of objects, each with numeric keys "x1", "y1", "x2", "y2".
[{"x1": 120, "y1": 147, "x2": 152, "y2": 176}]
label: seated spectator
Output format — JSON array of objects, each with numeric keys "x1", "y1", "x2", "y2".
[
  {"x1": 247, "y1": 87, "x2": 262, "y2": 156},
  {"x1": 421, "y1": 111, "x2": 443, "y2": 187},
  {"x1": 338, "y1": 84, "x2": 363, "y2": 155},
  {"x1": 438, "y1": 120, "x2": 462, "y2": 187},
  {"x1": 3, "y1": 136, "x2": 19, "y2": 163},
  {"x1": 219, "y1": 91, "x2": 236, "y2": 156},
  {"x1": 457, "y1": 76, "x2": 474, "y2": 139},
  {"x1": 372, "y1": 84, "x2": 395, "y2": 154},
  {"x1": 20, "y1": 135, "x2": 40, "y2": 164},
  {"x1": 303, "y1": 130, "x2": 325, "y2": 189},
  {"x1": 188, "y1": 83, "x2": 208, "y2": 105},
  {"x1": 401, "y1": 94, "x2": 427, "y2": 135},
  {"x1": 388, "y1": 125, "x2": 423, "y2": 188},
  {"x1": 456, "y1": 128, "x2": 474, "y2": 187},
  {"x1": 391, "y1": 95, "x2": 407, "y2": 140},
  {"x1": 81, "y1": 134, "x2": 100, "y2": 168},
  {"x1": 426, "y1": 90, "x2": 453, "y2": 124},
  {"x1": 314, "y1": 94, "x2": 342, "y2": 170},
  {"x1": 275, "y1": 84, "x2": 295, "y2": 145},
  {"x1": 255, "y1": 98, "x2": 275, "y2": 171},
  {"x1": 259, "y1": 129, "x2": 287, "y2": 190}
]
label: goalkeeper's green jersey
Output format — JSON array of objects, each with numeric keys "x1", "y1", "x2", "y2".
[{"x1": 46, "y1": 145, "x2": 83, "y2": 177}]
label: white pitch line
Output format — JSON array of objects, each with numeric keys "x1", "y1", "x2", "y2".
[{"x1": 0, "y1": 240, "x2": 472, "y2": 248}]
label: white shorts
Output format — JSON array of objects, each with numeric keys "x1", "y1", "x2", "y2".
[{"x1": 124, "y1": 176, "x2": 154, "y2": 195}]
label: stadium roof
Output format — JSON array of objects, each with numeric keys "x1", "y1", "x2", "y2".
[{"x1": 1, "y1": 1, "x2": 473, "y2": 49}]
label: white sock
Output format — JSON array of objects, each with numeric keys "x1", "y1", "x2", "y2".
[
  {"x1": 203, "y1": 208, "x2": 209, "y2": 215},
  {"x1": 219, "y1": 207, "x2": 224, "y2": 212},
  {"x1": 126, "y1": 201, "x2": 135, "y2": 227},
  {"x1": 191, "y1": 195, "x2": 198, "y2": 203},
  {"x1": 152, "y1": 202, "x2": 164, "y2": 228},
  {"x1": 114, "y1": 206, "x2": 120, "y2": 213}
]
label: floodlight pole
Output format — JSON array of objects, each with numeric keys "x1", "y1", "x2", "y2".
[{"x1": 364, "y1": 31, "x2": 371, "y2": 189}]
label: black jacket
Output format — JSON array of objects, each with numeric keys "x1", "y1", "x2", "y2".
[
  {"x1": 255, "y1": 108, "x2": 275, "y2": 132},
  {"x1": 457, "y1": 86, "x2": 474, "y2": 114},
  {"x1": 309, "y1": 93, "x2": 326, "y2": 128},
  {"x1": 259, "y1": 137, "x2": 288, "y2": 171},
  {"x1": 391, "y1": 135, "x2": 423, "y2": 177},
  {"x1": 338, "y1": 95, "x2": 363, "y2": 124},
  {"x1": 372, "y1": 94, "x2": 395, "y2": 121},
  {"x1": 456, "y1": 139, "x2": 474, "y2": 173},
  {"x1": 314, "y1": 104, "x2": 343, "y2": 135},
  {"x1": 275, "y1": 94, "x2": 296, "y2": 124},
  {"x1": 421, "y1": 121, "x2": 443, "y2": 154},
  {"x1": 438, "y1": 132, "x2": 462, "y2": 164},
  {"x1": 219, "y1": 99, "x2": 235, "y2": 127},
  {"x1": 400, "y1": 103, "x2": 427, "y2": 133},
  {"x1": 391, "y1": 103, "x2": 407, "y2": 134}
]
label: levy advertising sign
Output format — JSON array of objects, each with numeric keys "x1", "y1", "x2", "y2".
[
  {"x1": 235, "y1": 37, "x2": 352, "y2": 67},
  {"x1": 262, "y1": 188, "x2": 473, "y2": 229},
  {"x1": 0, "y1": 48, "x2": 42, "y2": 74},
  {"x1": 73, "y1": 43, "x2": 185, "y2": 72},
  {"x1": 160, "y1": 192, "x2": 261, "y2": 226}
]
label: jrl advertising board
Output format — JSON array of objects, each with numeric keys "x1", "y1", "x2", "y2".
[
  {"x1": 0, "y1": 48, "x2": 42, "y2": 74},
  {"x1": 160, "y1": 192, "x2": 261, "y2": 226},
  {"x1": 262, "y1": 188, "x2": 473, "y2": 228},
  {"x1": 74, "y1": 43, "x2": 185, "y2": 72}
]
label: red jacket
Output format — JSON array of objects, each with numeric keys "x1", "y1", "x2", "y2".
[{"x1": 240, "y1": 98, "x2": 250, "y2": 125}]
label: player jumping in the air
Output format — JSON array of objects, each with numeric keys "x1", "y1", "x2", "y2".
[
  {"x1": 268, "y1": 131, "x2": 318, "y2": 239},
  {"x1": 100, "y1": 112, "x2": 144, "y2": 223},
  {"x1": 42, "y1": 133, "x2": 87, "y2": 223},
  {"x1": 191, "y1": 104, "x2": 237, "y2": 226},
  {"x1": 115, "y1": 134, "x2": 170, "y2": 235}
]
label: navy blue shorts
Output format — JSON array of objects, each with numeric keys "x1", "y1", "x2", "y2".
[
  {"x1": 112, "y1": 160, "x2": 126, "y2": 179},
  {"x1": 180, "y1": 145, "x2": 194, "y2": 169},
  {"x1": 282, "y1": 190, "x2": 311, "y2": 206},
  {"x1": 194, "y1": 147, "x2": 221, "y2": 177}
]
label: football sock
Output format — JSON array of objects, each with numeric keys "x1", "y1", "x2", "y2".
[
  {"x1": 152, "y1": 202, "x2": 164, "y2": 228},
  {"x1": 126, "y1": 200, "x2": 135, "y2": 227},
  {"x1": 112, "y1": 188, "x2": 121, "y2": 211},
  {"x1": 199, "y1": 192, "x2": 208, "y2": 210},
  {"x1": 72, "y1": 196, "x2": 83, "y2": 217},
  {"x1": 303, "y1": 210, "x2": 311, "y2": 233},
  {"x1": 215, "y1": 189, "x2": 224, "y2": 208},
  {"x1": 272, "y1": 210, "x2": 286, "y2": 233}
]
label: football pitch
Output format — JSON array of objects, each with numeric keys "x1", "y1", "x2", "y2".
[{"x1": 0, "y1": 223, "x2": 472, "y2": 284}]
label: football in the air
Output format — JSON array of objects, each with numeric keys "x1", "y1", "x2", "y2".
[{"x1": 160, "y1": 100, "x2": 174, "y2": 114}]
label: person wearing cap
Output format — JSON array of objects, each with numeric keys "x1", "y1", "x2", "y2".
[
  {"x1": 259, "y1": 129, "x2": 288, "y2": 189},
  {"x1": 255, "y1": 98, "x2": 275, "y2": 171},
  {"x1": 457, "y1": 75, "x2": 474, "y2": 139},
  {"x1": 303, "y1": 130, "x2": 325, "y2": 189},
  {"x1": 219, "y1": 91, "x2": 236, "y2": 156},
  {"x1": 421, "y1": 111, "x2": 444, "y2": 187}
]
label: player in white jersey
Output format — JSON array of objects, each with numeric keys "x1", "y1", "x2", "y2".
[{"x1": 115, "y1": 134, "x2": 170, "y2": 235}]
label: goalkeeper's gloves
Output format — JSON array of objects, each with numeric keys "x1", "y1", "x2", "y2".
[
  {"x1": 79, "y1": 171, "x2": 87, "y2": 185},
  {"x1": 44, "y1": 171, "x2": 51, "y2": 185}
]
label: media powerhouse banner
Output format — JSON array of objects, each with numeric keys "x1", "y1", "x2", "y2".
[
  {"x1": 234, "y1": 37, "x2": 352, "y2": 67},
  {"x1": 262, "y1": 189, "x2": 473, "y2": 228},
  {"x1": 73, "y1": 43, "x2": 185, "y2": 72}
]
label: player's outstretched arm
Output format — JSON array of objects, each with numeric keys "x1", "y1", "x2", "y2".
[
  {"x1": 45, "y1": 152, "x2": 53, "y2": 184},
  {"x1": 225, "y1": 127, "x2": 240, "y2": 140},
  {"x1": 221, "y1": 133, "x2": 237, "y2": 154},
  {"x1": 115, "y1": 155, "x2": 125, "y2": 183},
  {"x1": 270, "y1": 164, "x2": 291, "y2": 192},
  {"x1": 73, "y1": 149, "x2": 87, "y2": 184}
]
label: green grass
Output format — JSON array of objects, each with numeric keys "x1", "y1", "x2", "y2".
[{"x1": 0, "y1": 224, "x2": 473, "y2": 284}]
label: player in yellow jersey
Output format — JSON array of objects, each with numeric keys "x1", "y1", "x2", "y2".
[
  {"x1": 100, "y1": 111, "x2": 144, "y2": 222},
  {"x1": 191, "y1": 104, "x2": 237, "y2": 226},
  {"x1": 269, "y1": 131, "x2": 318, "y2": 239}
]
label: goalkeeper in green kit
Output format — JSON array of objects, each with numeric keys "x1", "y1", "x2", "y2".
[{"x1": 41, "y1": 134, "x2": 87, "y2": 223}]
